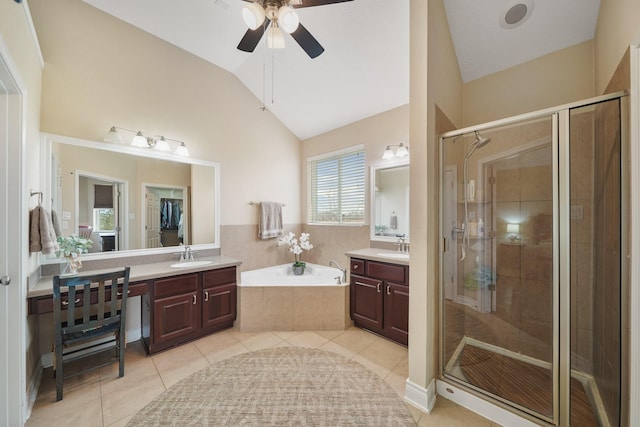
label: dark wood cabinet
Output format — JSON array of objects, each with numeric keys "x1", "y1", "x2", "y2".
[
  {"x1": 350, "y1": 258, "x2": 409, "y2": 345},
  {"x1": 143, "y1": 266, "x2": 237, "y2": 354}
]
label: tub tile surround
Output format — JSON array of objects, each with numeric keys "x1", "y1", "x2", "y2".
[{"x1": 26, "y1": 327, "x2": 499, "y2": 427}]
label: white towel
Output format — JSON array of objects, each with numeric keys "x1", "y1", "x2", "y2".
[
  {"x1": 258, "y1": 201, "x2": 283, "y2": 240},
  {"x1": 29, "y1": 206, "x2": 60, "y2": 255}
]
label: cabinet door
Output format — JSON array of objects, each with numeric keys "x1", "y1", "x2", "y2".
[
  {"x1": 202, "y1": 283, "x2": 236, "y2": 331},
  {"x1": 350, "y1": 274, "x2": 383, "y2": 332},
  {"x1": 153, "y1": 292, "x2": 199, "y2": 346},
  {"x1": 383, "y1": 282, "x2": 409, "y2": 345}
]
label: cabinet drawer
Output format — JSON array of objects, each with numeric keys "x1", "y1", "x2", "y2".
[
  {"x1": 350, "y1": 258, "x2": 365, "y2": 274},
  {"x1": 202, "y1": 267, "x2": 236, "y2": 287},
  {"x1": 366, "y1": 261, "x2": 406, "y2": 284},
  {"x1": 153, "y1": 273, "x2": 199, "y2": 299}
]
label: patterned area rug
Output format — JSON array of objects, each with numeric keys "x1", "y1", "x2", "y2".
[{"x1": 127, "y1": 347, "x2": 415, "y2": 426}]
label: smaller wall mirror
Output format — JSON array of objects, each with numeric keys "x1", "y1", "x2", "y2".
[{"x1": 371, "y1": 161, "x2": 410, "y2": 242}]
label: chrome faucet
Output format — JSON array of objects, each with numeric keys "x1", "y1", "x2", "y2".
[
  {"x1": 329, "y1": 260, "x2": 347, "y2": 284},
  {"x1": 395, "y1": 235, "x2": 409, "y2": 253},
  {"x1": 180, "y1": 245, "x2": 193, "y2": 262}
]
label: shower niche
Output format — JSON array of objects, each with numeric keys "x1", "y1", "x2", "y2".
[{"x1": 439, "y1": 93, "x2": 626, "y2": 427}]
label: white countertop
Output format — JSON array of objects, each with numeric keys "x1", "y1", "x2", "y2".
[
  {"x1": 28, "y1": 255, "x2": 242, "y2": 298},
  {"x1": 345, "y1": 248, "x2": 410, "y2": 266}
]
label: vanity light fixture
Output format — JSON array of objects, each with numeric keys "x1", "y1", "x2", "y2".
[
  {"x1": 104, "y1": 126, "x2": 190, "y2": 157},
  {"x1": 382, "y1": 143, "x2": 409, "y2": 160}
]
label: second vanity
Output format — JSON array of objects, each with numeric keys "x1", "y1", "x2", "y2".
[
  {"x1": 346, "y1": 248, "x2": 409, "y2": 345},
  {"x1": 28, "y1": 255, "x2": 241, "y2": 355}
]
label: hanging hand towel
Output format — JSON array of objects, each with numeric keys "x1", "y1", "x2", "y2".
[
  {"x1": 258, "y1": 201, "x2": 283, "y2": 240},
  {"x1": 29, "y1": 206, "x2": 59, "y2": 254},
  {"x1": 390, "y1": 212, "x2": 398, "y2": 230}
]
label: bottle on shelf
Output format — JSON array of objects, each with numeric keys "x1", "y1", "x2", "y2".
[
  {"x1": 468, "y1": 219, "x2": 478, "y2": 237},
  {"x1": 478, "y1": 218, "x2": 485, "y2": 237}
]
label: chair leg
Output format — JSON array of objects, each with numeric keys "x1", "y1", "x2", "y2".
[
  {"x1": 55, "y1": 345, "x2": 63, "y2": 401},
  {"x1": 118, "y1": 331, "x2": 125, "y2": 378}
]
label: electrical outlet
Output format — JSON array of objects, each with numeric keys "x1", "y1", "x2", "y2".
[{"x1": 570, "y1": 205, "x2": 584, "y2": 220}]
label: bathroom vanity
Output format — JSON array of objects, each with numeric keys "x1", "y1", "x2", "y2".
[
  {"x1": 27, "y1": 256, "x2": 241, "y2": 355},
  {"x1": 346, "y1": 249, "x2": 409, "y2": 345}
]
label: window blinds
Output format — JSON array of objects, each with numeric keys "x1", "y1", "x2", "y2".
[
  {"x1": 94, "y1": 184, "x2": 113, "y2": 209},
  {"x1": 307, "y1": 147, "x2": 365, "y2": 224}
]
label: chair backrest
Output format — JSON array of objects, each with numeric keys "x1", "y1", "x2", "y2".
[{"x1": 53, "y1": 267, "x2": 131, "y2": 339}]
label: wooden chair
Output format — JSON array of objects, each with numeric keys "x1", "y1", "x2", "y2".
[{"x1": 52, "y1": 267, "x2": 130, "y2": 401}]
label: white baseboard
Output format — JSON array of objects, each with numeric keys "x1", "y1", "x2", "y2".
[
  {"x1": 404, "y1": 378, "x2": 436, "y2": 414},
  {"x1": 436, "y1": 380, "x2": 541, "y2": 427},
  {"x1": 24, "y1": 362, "x2": 43, "y2": 422}
]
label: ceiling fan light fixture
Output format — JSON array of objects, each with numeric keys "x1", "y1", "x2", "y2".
[
  {"x1": 267, "y1": 23, "x2": 285, "y2": 49},
  {"x1": 278, "y1": 5, "x2": 299, "y2": 33},
  {"x1": 242, "y1": 2, "x2": 266, "y2": 30}
]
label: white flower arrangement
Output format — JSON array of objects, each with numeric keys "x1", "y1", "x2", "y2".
[{"x1": 277, "y1": 232, "x2": 314, "y2": 267}]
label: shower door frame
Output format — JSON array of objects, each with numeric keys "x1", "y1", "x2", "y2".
[{"x1": 438, "y1": 91, "x2": 628, "y2": 427}]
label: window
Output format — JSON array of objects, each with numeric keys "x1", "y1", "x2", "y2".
[
  {"x1": 307, "y1": 145, "x2": 365, "y2": 224},
  {"x1": 93, "y1": 208, "x2": 115, "y2": 232}
]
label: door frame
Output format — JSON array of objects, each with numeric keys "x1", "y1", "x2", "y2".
[
  {"x1": 75, "y1": 170, "x2": 128, "y2": 251},
  {"x1": 0, "y1": 35, "x2": 26, "y2": 426},
  {"x1": 141, "y1": 183, "x2": 189, "y2": 248}
]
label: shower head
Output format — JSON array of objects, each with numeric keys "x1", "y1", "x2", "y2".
[{"x1": 474, "y1": 131, "x2": 491, "y2": 148}]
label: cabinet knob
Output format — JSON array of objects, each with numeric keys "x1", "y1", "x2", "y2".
[
  {"x1": 204, "y1": 291, "x2": 209, "y2": 302},
  {"x1": 376, "y1": 283, "x2": 381, "y2": 293},
  {"x1": 353, "y1": 265, "x2": 359, "y2": 269},
  {"x1": 387, "y1": 285, "x2": 391, "y2": 295},
  {"x1": 62, "y1": 298, "x2": 80, "y2": 306},
  {"x1": 192, "y1": 295, "x2": 197, "y2": 305}
]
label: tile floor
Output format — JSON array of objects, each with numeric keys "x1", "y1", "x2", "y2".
[{"x1": 26, "y1": 327, "x2": 500, "y2": 427}]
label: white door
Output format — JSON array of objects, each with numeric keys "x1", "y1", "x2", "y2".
[
  {"x1": 145, "y1": 188, "x2": 161, "y2": 248},
  {"x1": 0, "y1": 46, "x2": 25, "y2": 426},
  {"x1": 443, "y1": 167, "x2": 458, "y2": 301}
]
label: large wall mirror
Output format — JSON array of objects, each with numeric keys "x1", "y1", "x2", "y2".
[
  {"x1": 370, "y1": 160, "x2": 410, "y2": 242},
  {"x1": 42, "y1": 133, "x2": 220, "y2": 261}
]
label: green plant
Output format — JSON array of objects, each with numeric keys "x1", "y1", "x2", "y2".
[{"x1": 55, "y1": 234, "x2": 93, "y2": 259}]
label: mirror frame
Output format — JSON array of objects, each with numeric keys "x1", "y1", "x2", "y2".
[
  {"x1": 370, "y1": 158, "x2": 410, "y2": 243},
  {"x1": 40, "y1": 132, "x2": 221, "y2": 263}
]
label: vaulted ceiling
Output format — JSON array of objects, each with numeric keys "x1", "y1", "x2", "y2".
[{"x1": 82, "y1": 0, "x2": 600, "y2": 140}]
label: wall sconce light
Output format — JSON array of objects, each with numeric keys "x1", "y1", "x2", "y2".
[
  {"x1": 104, "y1": 126, "x2": 190, "y2": 157},
  {"x1": 506, "y1": 223, "x2": 520, "y2": 242},
  {"x1": 382, "y1": 143, "x2": 409, "y2": 160}
]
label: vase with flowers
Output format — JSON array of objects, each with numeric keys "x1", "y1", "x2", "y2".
[
  {"x1": 56, "y1": 234, "x2": 93, "y2": 276},
  {"x1": 277, "y1": 232, "x2": 314, "y2": 275}
]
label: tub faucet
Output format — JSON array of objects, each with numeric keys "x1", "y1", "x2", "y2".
[{"x1": 329, "y1": 260, "x2": 347, "y2": 284}]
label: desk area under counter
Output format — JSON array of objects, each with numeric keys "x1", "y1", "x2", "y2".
[
  {"x1": 28, "y1": 256, "x2": 242, "y2": 355},
  {"x1": 346, "y1": 248, "x2": 409, "y2": 345}
]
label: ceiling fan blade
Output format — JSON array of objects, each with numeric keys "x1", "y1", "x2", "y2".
[
  {"x1": 237, "y1": 21, "x2": 271, "y2": 53},
  {"x1": 290, "y1": 23, "x2": 324, "y2": 58},
  {"x1": 292, "y1": 0, "x2": 353, "y2": 8}
]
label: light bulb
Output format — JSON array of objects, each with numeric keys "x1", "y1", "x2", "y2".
[
  {"x1": 395, "y1": 143, "x2": 409, "y2": 158},
  {"x1": 154, "y1": 136, "x2": 170, "y2": 152},
  {"x1": 242, "y1": 3, "x2": 266, "y2": 30},
  {"x1": 131, "y1": 131, "x2": 148, "y2": 148},
  {"x1": 104, "y1": 126, "x2": 124, "y2": 144},
  {"x1": 382, "y1": 146, "x2": 395, "y2": 160},
  {"x1": 174, "y1": 142, "x2": 190, "y2": 157},
  {"x1": 278, "y1": 6, "x2": 299, "y2": 33}
]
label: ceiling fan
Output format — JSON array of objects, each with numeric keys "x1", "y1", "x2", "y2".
[{"x1": 237, "y1": 0, "x2": 353, "y2": 58}]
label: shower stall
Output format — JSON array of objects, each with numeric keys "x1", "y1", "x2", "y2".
[{"x1": 439, "y1": 92, "x2": 627, "y2": 426}]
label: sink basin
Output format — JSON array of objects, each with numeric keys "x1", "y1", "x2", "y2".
[
  {"x1": 378, "y1": 253, "x2": 409, "y2": 259},
  {"x1": 170, "y1": 260, "x2": 214, "y2": 268}
]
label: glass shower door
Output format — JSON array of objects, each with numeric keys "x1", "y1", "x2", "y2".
[{"x1": 440, "y1": 114, "x2": 556, "y2": 422}]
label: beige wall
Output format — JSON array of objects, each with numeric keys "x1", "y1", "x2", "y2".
[
  {"x1": 463, "y1": 40, "x2": 596, "y2": 127},
  {"x1": 29, "y1": 0, "x2": 302, "y2": 231},
  {"x1": 595, "y1": 0, "x2": 640, "y2": 94},
  {"x1": 0, "y1": 0, "x2": 43, "y2": 414}
]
